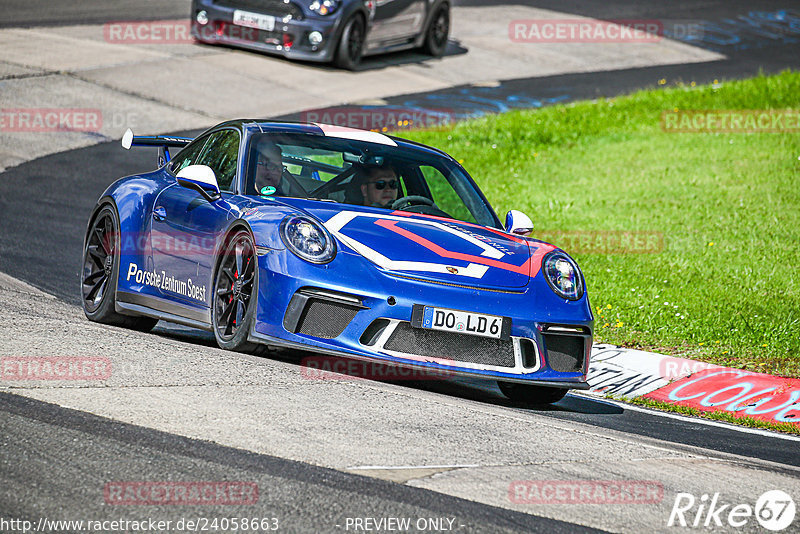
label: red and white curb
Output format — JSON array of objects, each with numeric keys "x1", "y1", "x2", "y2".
[{"x1": 585, "y1": 345, "x2": 800, "y2": 428}]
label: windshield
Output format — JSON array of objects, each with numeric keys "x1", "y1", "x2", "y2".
[{"x1": 244, "y1": 133, "x2": 499, "y2": 227}]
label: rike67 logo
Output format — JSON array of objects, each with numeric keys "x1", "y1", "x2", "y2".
[{"x1": 668, "y1": 490, "x2": 796, "y2": 531}]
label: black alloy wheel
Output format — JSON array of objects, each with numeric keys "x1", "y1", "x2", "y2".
[
  {"x1": 82, "y1": 208, "x2": 115, "y2": 313},
  {"x1": 81, "y1": 204, "x2": 157, "y2": 331},
  {"x1": 213, "y1": 229, "x2": 259, "y2": 352},
  {"x1": 498, "y1": 381, "x2": 570, "y2": 405},
  {"x1": 334, "y1": 15, "x2": 365, "y2": 70},
  {"x1": 422, "y1": 5, "x2": 449, "y2": 57}
]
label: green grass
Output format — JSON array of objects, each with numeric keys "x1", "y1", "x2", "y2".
[
  {"x1": 625, "y1": 396, "x2": 800, "y2": 435},
  {"x1": 402, "y1": 71, "x2": 800, "y2": 377}
]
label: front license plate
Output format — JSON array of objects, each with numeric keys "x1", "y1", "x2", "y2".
[
  {"x1": 411, "y1": 304, "x2": 511, "y2": 340},
  {"x1": 233, "y1": 10, "x2": 276, "y2": 31}
]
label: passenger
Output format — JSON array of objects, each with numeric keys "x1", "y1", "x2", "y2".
[{"x1": 358, "y1": 164, "x2": 400, "y2": 208}]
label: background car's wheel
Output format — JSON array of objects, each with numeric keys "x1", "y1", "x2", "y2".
[
  {"x1": 421, "y1": 4, "x2": 449, "y2": 57},
  {"x1": 81, "y1": 204, "x2": 158, "y2": 332},
  {"x1": 212, "y1": 228, "x2": 260, "y2": 352},
  {"x1": 334, "y1": 15, "x2": 365, "y2": 70},
  {"x1": 498, "y1": 381, "x2": 569, "y2": 404}
]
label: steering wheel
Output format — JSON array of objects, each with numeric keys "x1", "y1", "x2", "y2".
[{"x1": 391, "y1": 195, "x2": 435, "y2": 211}]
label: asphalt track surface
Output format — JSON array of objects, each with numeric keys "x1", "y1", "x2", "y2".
[
  {"x1": 1, "y1": 1, "x2": 800, "y2": 531},
  {"x1": 410, "y1": 377, "x2": 800, "y2": 467},
  {"x1": 0, "y1": 0, "x2": 192, "y2": 28},
  {"x1": 0, "y1": 392, "x2": 600, "y2": 533}
]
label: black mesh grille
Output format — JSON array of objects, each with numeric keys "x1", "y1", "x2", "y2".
[
  {"x1": 296, "y1": 299, "x2": 359, "y2": 339},
  {"x1": 214, "y1": 0, "x2": 304, "y2": 20},
  {"x1": 384, "y1": 323, "x2": 516, "y2": 368},
  {"x1": 543, "y1": 334, "x2": 585, "y2": 372}
]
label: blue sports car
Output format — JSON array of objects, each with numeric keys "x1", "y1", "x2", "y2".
[{"x1": 82, "y1": 120, "x2": 592, "y2": 403}]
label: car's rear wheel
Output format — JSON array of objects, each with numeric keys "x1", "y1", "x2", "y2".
[
  {"x1": 81, "y1": 204, "x2": 157, "y2": 332},
  {"x1": 498, "y1": 381, "x2": 569, "y2": 404},
  {"x1": 421, "y1": 4, "x2": 449, "y2": 57},
  {"x1": 334, "y1": 15, "x2": 365, "y2": 70},
  {"x1": 212, "y1": 228, "x2": 259, "y2": 352}
]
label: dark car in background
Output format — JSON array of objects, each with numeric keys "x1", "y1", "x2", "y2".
[{"x1": 191, "y1": 0, "x2": 450, "y2": 69}]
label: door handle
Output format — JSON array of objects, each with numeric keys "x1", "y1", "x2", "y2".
[{"x1": 153, "y1": 206, "x2": 166, "y2": 221}]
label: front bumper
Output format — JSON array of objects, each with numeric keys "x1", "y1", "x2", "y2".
[
  {"x1": 191, "y1": 0, "x2": 343, "y2": 62},
  {"x1": 249, "y1": 249, "x2": 593, "y2": 387}
]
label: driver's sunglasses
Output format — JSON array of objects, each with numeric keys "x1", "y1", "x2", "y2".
[
  {"x1": 369, "y1": 179, "x2": 399, "y2": 190},
  {"x1": 257, "y1": 160, "x2": 282, "y2": 172}
]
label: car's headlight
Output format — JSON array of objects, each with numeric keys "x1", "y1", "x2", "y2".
[
  {"x1": 309, "y1": 0, "x2": 339, "y2": 15},
  {"x1": 543, "y1": 251, "x2": 584, "y2": 300},
  {"x1": 280, "y1": 216, "x2": 336, "y2": 264}
]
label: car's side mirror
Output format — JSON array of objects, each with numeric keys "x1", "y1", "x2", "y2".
[
  {"x1": 505, "y1": 210, "x2": 534, "y2": 236},
  {"x1": 176, "y1": 165, "x2": 221, "y2": 202}
]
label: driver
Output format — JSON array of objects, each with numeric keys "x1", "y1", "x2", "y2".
[
  {"x1": 359, "y1": 164, "x2": 400, "y2": 208},
  {"x1": 253, "y1": 138, "x2": 285, "y2": 196}
]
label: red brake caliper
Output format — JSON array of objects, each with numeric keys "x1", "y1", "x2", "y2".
[{"x1": 231, "y1": 268, "x2": 238, "y2": 325}]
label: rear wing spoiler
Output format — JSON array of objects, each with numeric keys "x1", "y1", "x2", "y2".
[{"x1": 121, "y1": 128, "x2": 193, "y2": 167}]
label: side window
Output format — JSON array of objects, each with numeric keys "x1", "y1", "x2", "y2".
[
  {"x1": 420, "y1": 166, "x2": 477, "y2": 223},
  {"x1": 169, "y1": 135, "x2": 209, "y2": 175},
  {"x1": 195, "y1": 130, "x2": 240, "y2": 192}
]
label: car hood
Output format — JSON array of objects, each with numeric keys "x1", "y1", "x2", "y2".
[{"x1": 284, "y1": 201, "x2": 551, "y2": 289}]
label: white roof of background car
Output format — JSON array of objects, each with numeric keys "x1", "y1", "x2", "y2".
[{"x1": 314, "y1": 123, "x2": 397, "y2": 147}]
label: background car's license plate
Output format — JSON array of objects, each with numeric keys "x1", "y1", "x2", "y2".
[
  {"x1": 233, "y1": 10, "x2": 275, "y2": 31},
  {"x1": 411, "y1": 304, "x2": 511, "y2": 340}
]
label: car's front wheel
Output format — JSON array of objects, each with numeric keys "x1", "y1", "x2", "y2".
[
  {"x1": 212, "y1": 228, "x2": 259, "y2": 352},
  {"x1": 421, "y1": 4, "x2": 449, "y2": 57},
  {"x1": 334, "y1": 15, "x2": 365, "y2": 70},
  {"x1": 81, "y1": 203, "x2": 157, "y2": 332},
  {"x1": 498, "y1": 381, "x2": 569, "y2": 404}
]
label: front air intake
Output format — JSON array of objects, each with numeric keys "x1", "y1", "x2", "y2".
[
  {"x1": 284, "y1": 288, "x2": 365, "y2": 339},
  {"x1": 542, "y1": 332, "x2": 586, "y2": 372}
]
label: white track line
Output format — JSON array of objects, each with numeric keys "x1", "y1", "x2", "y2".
[
  {"x1": 347, "y1": 464, "x2": 480, "y2": 470},
  {"x1": 573, "y1": 393, "x2": 800, "y2": 442}
]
